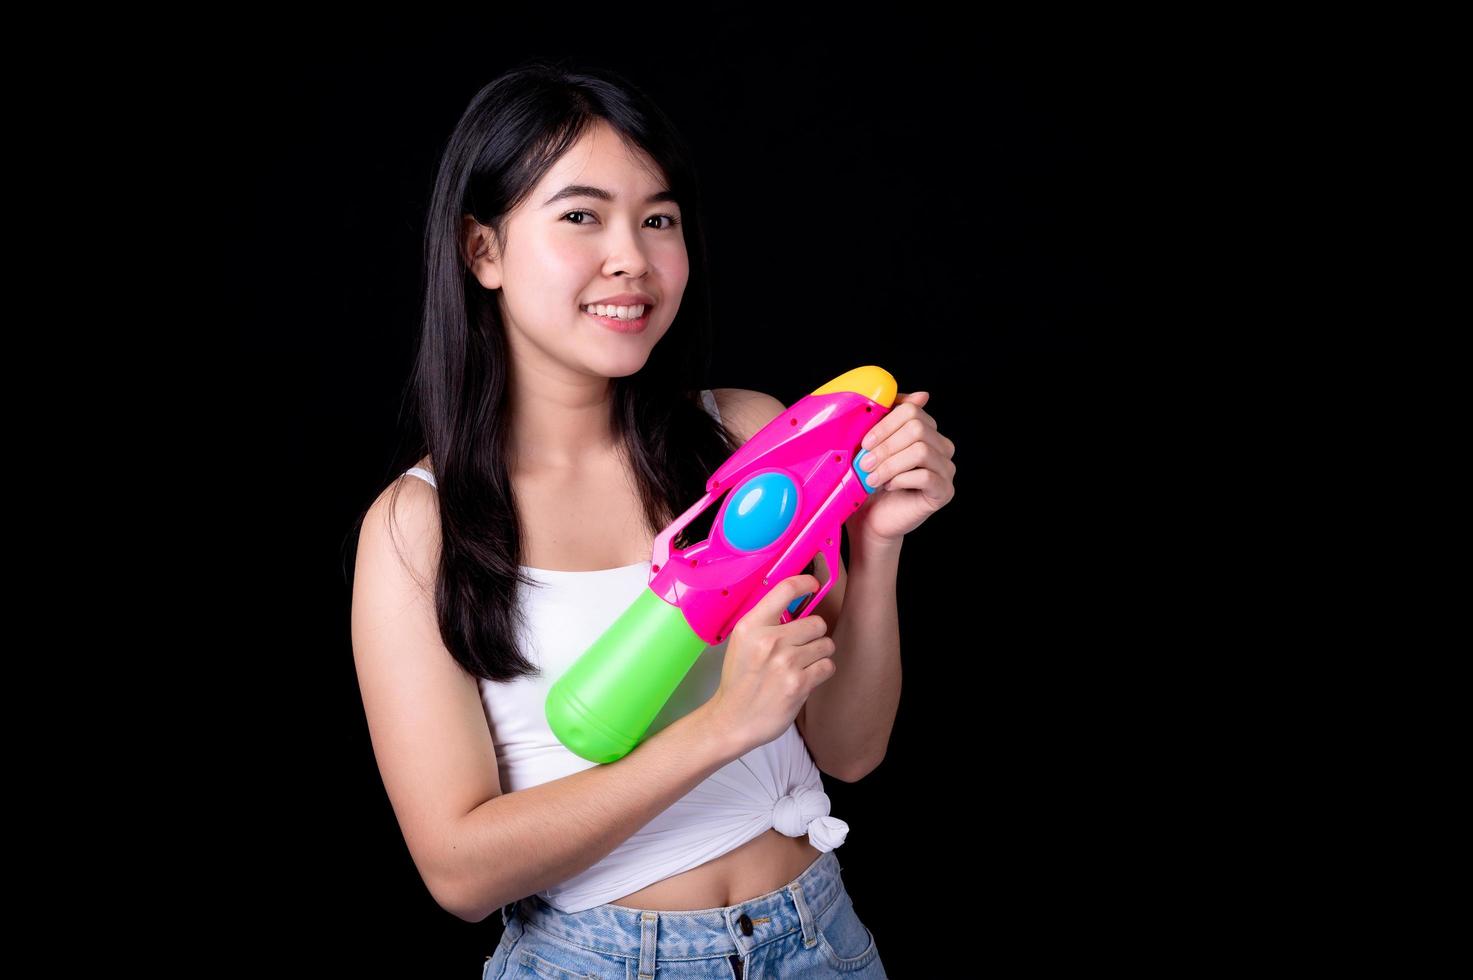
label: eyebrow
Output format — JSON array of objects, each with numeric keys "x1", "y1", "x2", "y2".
[{"x1": 541, "y1": 184, "x2": 680, "y2": 208}]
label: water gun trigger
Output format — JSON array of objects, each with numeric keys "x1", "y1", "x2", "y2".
[
  {"x1": 782, "y1": 573, "x2": 833, "y2": 623},
  {"x1": 779, "y1": 537, "x2": 842, "y2": 624}
]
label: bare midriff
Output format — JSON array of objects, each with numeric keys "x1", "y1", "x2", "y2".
[{"x1": 606, "y1": 828, "x2": 824, "y2": 911}]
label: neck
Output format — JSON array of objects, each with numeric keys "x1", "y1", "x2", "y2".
[{"x1": 507, "y1": 371, "x2": 620, "y2": 472}]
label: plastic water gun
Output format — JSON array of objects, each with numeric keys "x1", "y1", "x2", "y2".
[{"x1": 546, "y1": 365, "x2": 899, "y2": 763}]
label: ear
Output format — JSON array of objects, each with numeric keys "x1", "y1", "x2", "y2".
[{"x1": 461, "y1": 214, "x2": 503, "y2": 291}]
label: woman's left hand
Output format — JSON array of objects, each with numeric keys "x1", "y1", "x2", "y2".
[{"x1": 850, "y1": 391, "x2": 957, "y2": 546}]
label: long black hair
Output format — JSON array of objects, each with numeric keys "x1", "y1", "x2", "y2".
[{"x1": 346, "y1": 57, "x2": 739, "y2": 683}]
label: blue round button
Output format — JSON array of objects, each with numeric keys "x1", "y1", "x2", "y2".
[{"x1": 853, "y1": 448, "x2": 880, "y2": 494}]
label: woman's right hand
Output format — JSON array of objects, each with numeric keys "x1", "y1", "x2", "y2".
[{"x1": 704, "y1": 574, "x2": 836, "y2": 756}]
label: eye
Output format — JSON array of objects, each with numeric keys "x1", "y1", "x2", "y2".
[{"x1": 562, "y1": 209, "x2": 682, "y2": 230}]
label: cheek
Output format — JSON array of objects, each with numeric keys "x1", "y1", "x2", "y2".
[
  {"x1": 663, "y1": 242, "x2": 690, "y2": 281},
  {"x1": 543, "y1": 239, "x2": 601, "y2": 285}
]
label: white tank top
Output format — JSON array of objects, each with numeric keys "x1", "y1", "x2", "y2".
[{"x1": 401, "y1": 389, "x2": 847, "y2": 913}]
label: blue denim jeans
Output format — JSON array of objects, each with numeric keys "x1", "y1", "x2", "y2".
[{"x1": 481, "y1": 849, "x2": 887, "y2": 978}]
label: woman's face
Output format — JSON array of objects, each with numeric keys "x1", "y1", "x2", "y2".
[{"x1": 466, "y1": 120, "x2": 689, "y2": 380}]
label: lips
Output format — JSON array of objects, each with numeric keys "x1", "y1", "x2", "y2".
[
  {"x1": 583, "y1": 304, "x2": 652, "y2": 333},
  {"x1": 583, "y1": 292, "x2": 656, "y2": 308}
]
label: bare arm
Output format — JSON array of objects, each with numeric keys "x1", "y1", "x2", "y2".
[
  {"x1": 351, "y1": 476, "x2": 744, "y2": 924},
  {"x1": 445, "y1": 703, "x2": 738, "y2": 922}
]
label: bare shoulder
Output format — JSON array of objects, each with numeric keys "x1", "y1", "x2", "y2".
[
  {"x1": 366, "y1": 468, "x2": 440, "y2": 575},
  {"x1": 711, "y1": 388, "x2": 788, "y2": 446}
]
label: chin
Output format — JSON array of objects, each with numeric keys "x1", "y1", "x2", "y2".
[{"x1": 595, "y1": 351, "x2": 656, "y2": 378}]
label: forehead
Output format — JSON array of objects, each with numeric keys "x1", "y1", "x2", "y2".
[{"x1": 535, "y1": 123, "x2": 671, "y2": 205}]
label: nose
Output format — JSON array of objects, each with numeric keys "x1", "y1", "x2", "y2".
[{"x1": 601, "y1": 223, "x2": 656, "y2": 279}]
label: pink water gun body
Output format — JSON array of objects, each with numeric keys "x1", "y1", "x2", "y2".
[
  {"x1": 545, "y1": 365, "x2": 899, "y2": 761},
  {"x1": 655, "y1": 365, "x2": 898, "y2": 639}
]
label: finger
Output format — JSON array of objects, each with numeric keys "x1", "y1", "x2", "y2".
[
  {"x1": 877, "y1": 442, "x2": 948, "y2": 489},
  {"x1": 796, "y1": 633, "x2": 838, "y2": 672},
  {"x1": 867, "y1": 442, "x2": 930, "y2": 490},
  {"x1": 884, "y1": 465, "x2": 949, "y2": 501},
  {"x1": 860, "y1": 418, "x2": 935, "y2": 483},
  {"x1": 762, "y1": 573, "x2": 822, "y2": 624},
  {"x1": 780, "y1": 573, "x2": 829, "y2": 636},
  {"x1": 860, "y1": 392, "x2": 933, "y2": 452},
  {"x1": 862, "y1": 392, "x2": 913, "y2": 450}
]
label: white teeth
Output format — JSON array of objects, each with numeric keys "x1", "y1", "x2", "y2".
[{"x1": 583, "y1": 303, "x2": 646, "y2": 320}]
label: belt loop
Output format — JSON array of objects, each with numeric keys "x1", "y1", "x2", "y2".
[
  {"x1": 638, "y1": 911, "x2": 658, "y2": 980},
  {"x1": 787, "y1": 880, "x2": 818, "y2": 949}
]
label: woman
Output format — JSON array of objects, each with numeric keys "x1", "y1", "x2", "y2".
[{"x1": 351, "y1": 57, "x2": 954, "y2": 978}]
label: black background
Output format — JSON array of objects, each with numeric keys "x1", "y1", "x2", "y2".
[{"x1": 199, "y1": 11, "x2": 1220, "y2": 976}]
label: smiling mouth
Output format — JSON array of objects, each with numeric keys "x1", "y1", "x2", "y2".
[
  {"x1": 581, "y1": 303, "x2": 654, "y2": 327},
  {"x1": 581, "y1": 303, "x2": 654, "y2": 316}
]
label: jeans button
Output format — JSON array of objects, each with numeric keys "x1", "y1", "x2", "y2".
[{"x1": 738, "y1": 913, "x2": 753, "y2": 936}]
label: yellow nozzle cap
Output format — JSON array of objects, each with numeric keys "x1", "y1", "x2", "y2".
[{"x1": 810, "y1": 366, "x2": 898, "y2": 407}]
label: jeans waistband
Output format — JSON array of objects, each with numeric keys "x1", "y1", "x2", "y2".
[{"x1": 504, "y1": 848, "x2": 844, "y2": 962}]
